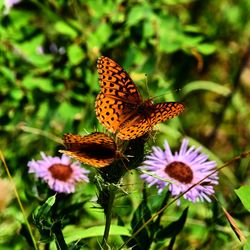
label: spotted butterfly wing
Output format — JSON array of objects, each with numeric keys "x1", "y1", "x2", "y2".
[
  {"x1": 117, "y1": 102, "x2": 185, "y2": 140},
  {"x1": 96, "y1": 56, "x2": 142, "y2": 133},
  {"x1": 95, "y1": 56, "x2": 185, "y2": 140},
  {"x1": 59, "y1": 132, "x2": 118, "y2": 168}
]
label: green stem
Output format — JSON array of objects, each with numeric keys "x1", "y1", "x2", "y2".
[
  {"x1": 168, "y1": 235, "x2": 176, "y2": 250},
  {"x1": 101, "y1": 188, "x2": 116, "y2": 250},
  {"x1": 52, "y1": 221, "x2": 68, "y2": 250}
]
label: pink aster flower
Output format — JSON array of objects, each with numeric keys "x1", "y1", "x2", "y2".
[
  {"x1": 139, "y1": 139, "x2": 219, "y2": 203},
  {"x1": 28, "y1": 152, "x2": 89, "y2": 194}
]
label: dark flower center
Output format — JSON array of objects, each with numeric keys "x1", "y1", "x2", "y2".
[
  {"x1": 49, "y1": 164, "x2": 73, "y2": 181},
  {"x1": 165, "y1": 161, "x2": 193, "y2": 183}
]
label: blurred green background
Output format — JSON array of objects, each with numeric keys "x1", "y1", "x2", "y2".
[{"x1": 1, "y1": 0, "x2": 250, "y2": 249}]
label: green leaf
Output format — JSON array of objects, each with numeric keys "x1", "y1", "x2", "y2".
[
  {"x1": 159, "y1": 32, "x2": 183, "y2": 53},
  {"x1": 0, "y1": 66, "x2": 15, "y2": 83},
  {"x1": 63, "y1": 225, "x2": 131, "y2": 243},
  {"x1": 35, "y1": 195, "x2": 56, "y2": 219},
  {"x1": 183, "y1": 24, "x2": 201, "y2": 33},
  {"x1": 10, "y1": 89, "x2": 23, "y2": 100},
  {"x1": 182, "y1": 81, "x2": 231, "y2": 97},
  {"x1": 15, "y1": 35, "x2": 53, "y2": 68},
  {"x1": 156, "y1": 207, "x2": 189, "y2": 239},
  {"x1": 32, "y1": 195, "x2": 56, "y2": 242},
  {"x1": 33, "y1": 195, "x2": 56, "y2": 230},
  {"x1": 235, "y1": 186, "x2": 250, "y2": 212},
  {"x1": 54, "y1": 21, "x2": 78, "y2": 38},
  {"x1": 127, "y1": 199, "x2": 153, "y2": 249},
  {"x1": 5, "y1": 10, "x2": 33, "y2": 40},
  {"x1": 197, "y1": 43, "x2": 216, "y2": 55},
  {"x1": 143, "y1": 20, "x2": 155, "y2": 38},
  {"x1": 57, "y1": 103, "x2": 81, "y2": 120},
  {"x1": 87, "y1": 23, "x2": 112, "y2": 48},
  {"x1": 243, "y1": 236, "x2": 250, "y2": 250},
  {"x1": 85, "y1": 69, "x2": 99, "y2": 91},
  {"x1": 164, "y1": 0, "x2": 194, "y2": 4},
  {"x1": 67, "y1": 44, "x2": 85, "y2": 65},
  {"x1": 22, "y1": 75, "x2": 54, "y2": 93},
  {"x1": 127, "y1": 4, "x2": 153, "y2": 26},
  {"x1": 158, "y1": 17, "x2": 184, "y2": 53}
]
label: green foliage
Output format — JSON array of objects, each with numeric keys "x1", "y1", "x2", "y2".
[
  {"x1": 32, "y1": 195, "x2": 56, "y2": 242},
  {"x1": 63, "y1": 225, "x2": 131, "y2": 243},
  {"x1": 128, "y1": 198, "x2": 153, "y2": 249},
  {"x1": 1, "y1": 0, "x2": 250, "y2": 249},
  {"x1": 235, "y1": 186, "x2": 250, "y2": 212},
  {"x1": 155, "y1": 207, "x2": 189, "y2": 240}
]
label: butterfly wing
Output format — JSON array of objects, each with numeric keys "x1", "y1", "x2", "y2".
[
  {"x1": 95, "y1": 56, "x2": 142, "y2": 133},
  {"x1": 59, "y1": 132, "x2": 117, "y2": 168},
  {"x1": 148, "y1": 102, "x2": 185, "y2": 126},
  {"x1": 117, "y1": 102, "x2": 185, "y2": 140},
  {"x1": 97, "y1": 56, "x2": 142, "y2": 103}
]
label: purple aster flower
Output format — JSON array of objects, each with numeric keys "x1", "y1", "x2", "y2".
[
  {"x1": 28, "y1": 152, "x2": 89, "y2": 194},
  {"x1": 139, "y1": 139, "x2": 219, "y2": 203}
]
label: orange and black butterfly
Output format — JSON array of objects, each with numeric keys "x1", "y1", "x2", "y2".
[
  {"x1": 59, "y1": 132, "x2": 120, "y2": 168},
  {"x1": 95, "y1": 56, "x2": 184, "y2": 140}
]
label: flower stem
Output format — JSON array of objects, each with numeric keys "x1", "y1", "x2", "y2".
[
  {"x1": 101, "y1": 187, "x2": 116, "y2": 250},
  {"x1": 52, "y1": 221, "x2": 68, "y2": 250}
]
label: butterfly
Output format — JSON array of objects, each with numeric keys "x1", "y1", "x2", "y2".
[
  {"x1": 59, "y1": 132, "x2": 120, "y2": 168},
  {"x1": 95, "y1": 56, "x2": 185, "y2": 140}
]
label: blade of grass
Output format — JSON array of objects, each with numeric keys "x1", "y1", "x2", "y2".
[{"x1": 0, "y1": 150, "x2": 38, "y2": 250}]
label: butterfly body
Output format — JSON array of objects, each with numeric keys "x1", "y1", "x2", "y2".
[
  {"x1": 95, "y1": 56, "x2": 184, "y2": 140},
  {"x1": 59, "y1": 132, "x2": 118, "y2": 168}
]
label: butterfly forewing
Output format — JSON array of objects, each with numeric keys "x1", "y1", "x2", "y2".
[
  {"x1": 97, "y1": 56, "x2": 142, "y2": 104},
  {"x1": 59, "y1": 132, "x2": 117, "y2": 168}
]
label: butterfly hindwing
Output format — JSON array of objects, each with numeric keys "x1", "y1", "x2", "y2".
[
  {"x1": 116, "y1": 102, "x2": 185, "y2": 140},
  {"x1": 148, "y1": 102, "x2": 185, "y2": 126}
]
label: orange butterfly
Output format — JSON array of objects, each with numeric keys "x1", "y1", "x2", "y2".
[
  {"x1": 59, "y1": 132, "x2": 119, "y2": 168},
  {"x1": 95, "y1": 56, "x2": 185, "y2": 140}
]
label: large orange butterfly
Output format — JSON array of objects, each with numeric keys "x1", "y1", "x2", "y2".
[
  {"x1": 59, "y1": 132, "x2": 119, "y2": 168},
  {"x1": 95, "y1": 56, "x2": 185, "y2": 140}
]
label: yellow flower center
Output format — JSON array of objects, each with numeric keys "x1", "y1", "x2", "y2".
[
  {"x1": 49, "y1": 164, "x2": 73, "y2": 181},
  {"x1": 165, "y1": 161, "x2": 193, "y2": 183}
]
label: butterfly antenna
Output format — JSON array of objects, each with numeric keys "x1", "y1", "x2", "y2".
[{"x1": 152, "y1": 88, "x2": 182, "y2": 101}]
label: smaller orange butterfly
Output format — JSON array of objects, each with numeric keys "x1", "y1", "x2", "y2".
[{"x1": 59, "y1": 132, "x2": 120, "y2": 168}]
